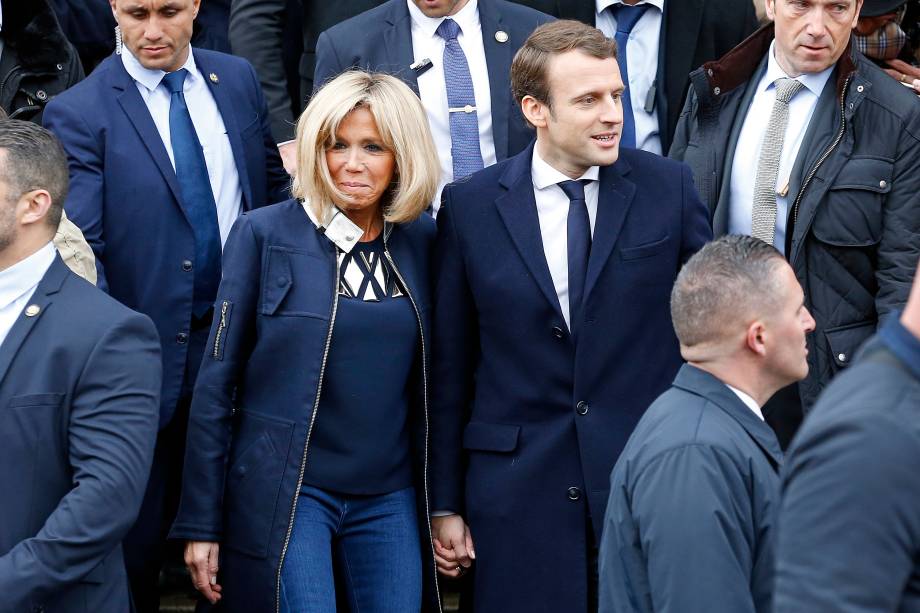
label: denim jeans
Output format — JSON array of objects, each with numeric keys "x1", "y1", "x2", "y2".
[{"x1": 279, "y1": 485, "x2": 422, "y2": 613}]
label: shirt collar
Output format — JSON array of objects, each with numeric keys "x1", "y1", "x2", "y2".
[
  {"x1": 121, "y1": 45, "x2": 199, "y2": 94},
  {"x1": 879, "y1": 314, "x2": 920, "y2": 380},
  {"x1": 762, "y1": 40, "x2": 833, "y2": 97},
  {"x1": 596, "y1": 0, "x2": 664, "y2": 14},
  {"x1": 0, "y1": 242, "x2": 56, "y2": 310},
  {"x1": 407, "y1": 0, "x2": 480, "y2": 40},
  {"x1": 301, "y1": 200, "x2": 364, "y2": 254},
  {"x1": 725, "y1": 384, "x2": 765, "y2": 421},
  {"x1": 531, "y1": 146, "x2": 600, "y2": 191}
]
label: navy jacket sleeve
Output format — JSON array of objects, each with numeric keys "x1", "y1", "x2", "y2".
[
  {"x1": 429, "y1": 191, "x2": 479, "y2": 514},
  {"x1": 42, "y1": 99, "x2": 110, "y2": 291},
  {"x1": 171, "y1": 215, "x2": 262, "y2": 541},
  {"x1": 679, "y1": 162, "x2": 712, "y2": 262},
  {"x1": 774, "y1": 411, "x2": 920, "y2": 612},
  {"x1": 0, "y1": 313, "x2": 160, "y2": 611},
  {"x1": 601, "y1": 445, "x2": 758, "y2": 613}
]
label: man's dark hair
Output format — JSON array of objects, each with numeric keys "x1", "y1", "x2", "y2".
[
  {"x1": 511, "y1": 20, "x2": 617, "y2": 117},
  {"x1": 671, "y1": 235, "x2": 787, "y2": 347},
  {"x1": 0, "y1": 120, "x2": 68, "y2": 227}
]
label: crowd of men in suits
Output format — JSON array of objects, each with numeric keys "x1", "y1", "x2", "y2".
[{"x1": 1, "y1": 0, "x2": 920, "y2": 611}]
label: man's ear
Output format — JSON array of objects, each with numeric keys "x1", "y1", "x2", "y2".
[
  {"x1": 745, "y1": 320, "x2": 768, "y2": 357},
  {"x1": 521, "y1": 95, "x2": 549, "y2": 129},
  {"x1": 18, "y1": 190, "x2": 54, "y2": 227}
]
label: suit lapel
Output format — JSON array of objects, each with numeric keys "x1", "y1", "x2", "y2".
[
  {"x1": 0, "y1": 257, "x2": 69, "y2": 388},
  {"x1": 384, "y1": 1, "x2": 419, "y2": 94},
  {"x1": 479, "y1": 0, "x2": 511, "y2": 160},
  {"x1": 583, "y1": 160, "x2": 636, "y2": 300},
  {"x1": 495, "y1": 147, "x2": 565, "y2": 321},
  {"x1": 196, "y1": 50, "x2": 254, "y2": 210},
  {"x1": 112, "y1": 60, "x2": 193, "y2": 227}
]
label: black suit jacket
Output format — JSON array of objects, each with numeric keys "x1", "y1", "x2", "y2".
[
  {"x1": 517, "y1": 0, "x2": 757, "y2": 151},
  {"x1": 0, "y1": 256, "x2": 161, "y2": 612}
]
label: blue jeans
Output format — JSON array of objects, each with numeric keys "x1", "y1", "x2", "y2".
[{"x1": 279, "y1": 485, "x2": 422, "y2": 613}]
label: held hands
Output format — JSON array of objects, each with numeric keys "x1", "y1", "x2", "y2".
[
  {"x1": 278, "y1": 141, "x2": 297, "y2": 176},
  {"x1": 184, "y1": 541, "x2": 222, "y2": 604},
  {"x1": 884, "y1": 59, "x2": 920, "y2": 94},
  {"x1": 431, "y1": 514, "x2": 475, "y2": 578}
]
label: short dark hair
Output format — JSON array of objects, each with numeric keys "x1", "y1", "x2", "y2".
[
  {"x1": 511, "y1": 20, "x2": 617, "y2": 114},
  {"x1": 0, "y1": 120, "x2": 68, "y2": 227},
  {"x1": 670, "y1": 236, "x2": 787, "y2": 347}
]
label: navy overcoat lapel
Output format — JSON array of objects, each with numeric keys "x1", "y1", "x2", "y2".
[{"x1": 584, "y1": 159, "x2": 636, "y2": 300}]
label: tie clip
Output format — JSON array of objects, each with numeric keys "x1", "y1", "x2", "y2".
[{"x1": 449, "y1": 105, "x2": 476, "y2": 114}]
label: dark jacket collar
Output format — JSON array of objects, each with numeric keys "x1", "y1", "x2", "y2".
[
  {"x1": 672, "y1": 364, "x2": 784, "y2": 469},
  {"x1": 701, "y1": 22, "x2": 857, "y2": 101},
  {"x1": 4, "y1": 0, "x2": 72, "y2": 73}
]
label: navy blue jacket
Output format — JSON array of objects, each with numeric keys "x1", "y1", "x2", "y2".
[
  {"x1": 431, "y1": 143, "x2": 712, "y2": 612},
  {"x1": 0, "y1": 256, "x2": 161, "y2": 613},
  {"x1": 775, "y1": 326, "x2": 920, "y2": 612},
  {"x1": 42, "y1": 49, "x2": 289, "y2": 427},
  {"x1": 313, "y1": 0, "x2": 553, "y2": 162},
  {"x1": 170, "y1": 200, "x2": 437, "y2": 612},
  {"x1": 599, "y1": 365, "x2": 783, "y2": 613}
]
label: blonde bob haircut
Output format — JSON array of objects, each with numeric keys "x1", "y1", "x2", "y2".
[{"x1": 292, "y1": 70, "x2": 440, "y2": 225}]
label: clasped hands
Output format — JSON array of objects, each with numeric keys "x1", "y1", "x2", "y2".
[{"x1": 431, "y1": 513, "x2": 475, "y2": 578}]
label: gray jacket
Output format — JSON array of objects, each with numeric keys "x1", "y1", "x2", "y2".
[{"x1": 670, "y1": 24, "x2": 920, "y2": 409}]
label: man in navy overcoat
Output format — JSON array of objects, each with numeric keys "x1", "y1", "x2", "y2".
[
  {"x1": 600, "y1": 236, "x2": 815, "y2": 613},
  {"x1": 0, "y1": 121, "x2": 161, "y2": 613},
  {"x1": 41, "y1": 0, "x2": 288, "y2": 609},
  {"x1": 429, "y1": 20, "x2": 711, "y2": 611}
]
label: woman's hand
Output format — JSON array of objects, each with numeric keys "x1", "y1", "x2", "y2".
[
  {"x1": 184, "y1": 540, "x2": 222, "y2": 604},
  {"x1": 884, "y1": 59, "x2": 920, "y2": 93},
  {"x1": 431, "y1": 514, "x2": 475, "y2": 578}
]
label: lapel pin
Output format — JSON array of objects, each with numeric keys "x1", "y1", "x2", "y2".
[
  {"x1": 495, "y1": 30, "x2": 509, "y2": 43},
  {"x1": 24, "y1": 304, "x2": 41, "y2": 317},
  {"x1": 209, "y1": 72, "x2": 219, "y2": 84}
]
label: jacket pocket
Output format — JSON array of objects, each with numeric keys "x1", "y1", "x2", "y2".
[
  {"x1": 223, "y1": 410, "x2": 294, "y2": 559},
  {"x1": 813, "y1": 157, "x2": 891, "y2": 247},
  {"x1": 260, "y1": 246, "x2": 331, "y2": 318},
  {"x1": 8, "y1": 393, "x2": 65, "y2": 409},
  {"x1": 462, "y1": 422, "x2": 521, "y2": 453},
  {"x1": 825, "y1": 320, "x2": 876, "y2": 370},
  {"x1": 620, "y1": 234, "x2": 671, "y2": 261}
]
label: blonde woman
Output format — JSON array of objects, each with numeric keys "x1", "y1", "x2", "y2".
[{"x1": 170, "y1": 71, "x2": 441, "y2": 612}]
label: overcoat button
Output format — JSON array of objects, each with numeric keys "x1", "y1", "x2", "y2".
[
  {"x1": 576, "y1": 401, "x2": 589, "y2": 416},
  {"x1": 177, "y1": 332, "x2": 189, "y2": 344},
  {"x1": 567, "y1": 487, "x2": 581, "y2": 501},
  {"x1": 182, "y1": 260, "x2": 193, "y2": 271},
  {"x1": 277, "y1": 276, "x2": 288, "y2": 286},
  {"x1": 552, "y1": 326, "x2": 564, "y2": 339}
]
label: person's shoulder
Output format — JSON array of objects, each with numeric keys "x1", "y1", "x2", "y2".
[
  {"x1": 242, "y1": 198, "x2": 304, "y2": 228},
  {"x1": 47, "y1": 54, "x2": 119, "y2": 107},
  {"x1": 614, "y1": 148, "x2": 688, "y2": 185},
  {"x1": 399, "y1": 213, "x2": 437, "y2": 242},
  {"x1": 57, "y1": 268, "x2": 156, "y2": 338},
  {"x1": 194, "y1": 48, "x2": 259, "y2": 80},
  {"x1": 323, "y1": 0, "x2": 399, "y2": 37},
  {"x1": 491, "y1": 0, "x2": 554, "y2": 25},
  {"x1": 854, "y1": 53, "x2": 920, "y2": 128}
]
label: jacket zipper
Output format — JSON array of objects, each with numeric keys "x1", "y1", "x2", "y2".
[
  {"x1": 790, "y1": 76, "x2": 852, "y2": 233},
  {"x1": 274, "y1": 253, "x2": 342, "y2": 613},
  {"x1": 383, "y1": 235, "x2": 443, "y2": 613},
  {"x1": 212, "y1": 300, "x2": 229, "y2": 358}
]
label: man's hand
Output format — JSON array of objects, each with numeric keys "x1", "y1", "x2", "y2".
[
  {"x1": 431, "y1": 514, "x2": 475, "y2": 578},
  {"x1": 884, "y1": 59, "x2": 920, "y2": 93},
  {"x1": 278, "y1": 141, "x2": 297, "y2": 176},
  {"x1": 184, "y1": 541, "x2": 222, "y2": 604}
]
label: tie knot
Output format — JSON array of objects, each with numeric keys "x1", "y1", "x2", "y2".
[
  {"x1": 436, "y1": 18, "x2": 461, "y2": 42},
  {"x1": 612, "y1": 3, "x2": 651, "y2": 34},
  {"x1": 558, "y1": 180, "x2": 587, "y2": 202},
  {"x1": 773, "y1": 77, "x2": 804, "y2": 104},
  {"x1": 162, "y1": 68, "x2": 189, "y2": 94}
]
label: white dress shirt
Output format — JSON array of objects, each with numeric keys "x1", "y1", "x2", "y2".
[
  {"x1": 531, "y1": 147, "x2": 600, "y2": 329},
  {"x1": 595, "y1": 0, "x2": 663, "y2": 155},
  {"x1": 726, "y1": 384, "x2": 764, "y2": 421},
  {"x1": 0, "y1": 242, "x2": 55, "y2": 348},
  {"x1": 729, "y1": 41, "x2": 833, "y2": 254},
  {"x1": 407, "y1": 0, "x2": 498, "y2": 214},
  {"x1": 121, "y1": 47, "x2": 243, "y2": 246}
]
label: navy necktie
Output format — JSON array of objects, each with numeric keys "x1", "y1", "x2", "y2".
[
  {"x1": 436, "y1": 18, "x2": 484, "y2": 180},
  {"x1": 611, "y1": 3, "x2": 651, "y2": 149},
  {"x1": 162, "y1": 69, "x2": 222, "y2": 319},
  {"x1": 559, "y1": 180, "x2": 591, "y2": 337}
]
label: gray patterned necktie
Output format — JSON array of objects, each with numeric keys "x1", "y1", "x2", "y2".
[{"x1": 751, "y1": 77, "x2": 805, "y2": 245}]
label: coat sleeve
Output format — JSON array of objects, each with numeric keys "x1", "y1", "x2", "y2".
[
  {"x1": 229, "y1": 0, "x2": 297, "y2": 143},
  {"x1": 43, "y1": 99, "x2": 110, "y2": 292},
  {"x1": 667, "y1": 88, "x2": 699, "y2": 163},
  {"x1": 170, "y1": 215, "x2": 262, "y2": 541},
  {"x1": 624, "y1": 445, "x2": 759, "y2": 613},
  {"x1": 678, "y1": 161, "x2": 713, "y2": 264},
  {"x1": 0, "y1": 313, "x2": 161, "y2": 611},
  {"x1": 774, "y1": 409, "x2": 920, "y2": 612},
  {"x1": 429, "y1": 189, "x2": 479, "y2": 515},
  {"x1": 875, "y1": 110, "x2": 920, "y2": 320}
]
